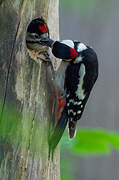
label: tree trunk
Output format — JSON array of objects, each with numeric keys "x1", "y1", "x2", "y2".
[{"x1": 0, "y1": 0, "x2": 60, "y2": 179}]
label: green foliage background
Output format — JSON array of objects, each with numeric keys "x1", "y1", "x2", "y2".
[{"x1": 61, "y1": 128, "x2": 119, "y2": 180}]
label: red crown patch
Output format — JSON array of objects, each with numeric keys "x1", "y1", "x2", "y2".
[{"x1": 38, "y1": 24, "x2": 47, "y2": 33}]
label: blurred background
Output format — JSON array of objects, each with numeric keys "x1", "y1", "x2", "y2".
[{"x1": 59, "y1": 0, "x2": 119, "y2": 179}]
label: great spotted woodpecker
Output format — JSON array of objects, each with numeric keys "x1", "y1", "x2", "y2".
[
  {"x1": 40, "y1": 38, "x2": 98, "y2": 153},
  {"x1": 26, "y1": 19, "x2": 98, "y2": 154}
]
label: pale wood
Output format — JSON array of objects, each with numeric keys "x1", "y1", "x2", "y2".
[{"x1": 0, "y1": 0, "x2": 60, "y2": 179}]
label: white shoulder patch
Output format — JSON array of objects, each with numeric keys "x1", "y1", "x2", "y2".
[
  {"x1": 61, "y1": 40, "x2": 74, "y2": 49},
  {"x1": 76, "y1": 63, "x2": 86, "y2": 100},
  {"x1": 77, "y1": 43, "x2": 87, "y2": 52}
]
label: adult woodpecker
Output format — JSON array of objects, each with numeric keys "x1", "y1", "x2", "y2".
[
  {"x1": 41, "y1": 38, "x2": 98, "y2": 147},
  {"x1": 26, "y1": 19, "x2": 98, "y2": 154}
]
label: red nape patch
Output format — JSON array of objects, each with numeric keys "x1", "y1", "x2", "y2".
[
  {"x1": 38, "y1": 24, "x2": 47, "y2": 33},
  {"x1": 57, "y1": 94, "x2": 66, "y2": 122},
  {"x1": 70, "y1": 47, "x2": 78, "y2": 59}
]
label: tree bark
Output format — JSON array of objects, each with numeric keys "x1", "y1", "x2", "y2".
[{"x1": 0, "y1": 0, "x2": 60, "y2": 179}]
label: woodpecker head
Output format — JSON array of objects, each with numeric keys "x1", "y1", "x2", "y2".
[
  {"x1": 26, "y1": 18, "x2": 49, "y2": 50},
  {"x1": 40, "y1": 39, "x2": 78, "y2": 60}
]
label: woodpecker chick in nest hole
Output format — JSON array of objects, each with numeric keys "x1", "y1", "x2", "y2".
[{"x1": 26, "y1": 18, "x2": 51, "y2": 62}]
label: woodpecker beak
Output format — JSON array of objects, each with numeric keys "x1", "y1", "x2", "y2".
[{"x1": 40, "y1": 37, "x2": 54, "y2": 47}]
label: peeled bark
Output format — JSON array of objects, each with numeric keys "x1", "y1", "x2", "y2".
[{"x1": 0, "y1": 0, "x2": 60, "y2": 179}]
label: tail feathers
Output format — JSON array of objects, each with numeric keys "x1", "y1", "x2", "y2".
[
  {"x1": 48, "y1": 108, "x2": 68, "y2": 158},
  {"x1": 68, "y1": 121, "x2": 77, "y2": 139}
]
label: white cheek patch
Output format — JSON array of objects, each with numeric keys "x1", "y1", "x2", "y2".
[
  {"x1": 61, "y1": 40, "x2": 74, "y2": 49},
  {"x1": 77, "y1": 43, "x2": 87, "y2": 52},
  {"x1": 73, "y1": 55, "x2": 83, "y2": 64},
  {"x1": 76, "y1": 63, "x2": 86, "y2": 100}
]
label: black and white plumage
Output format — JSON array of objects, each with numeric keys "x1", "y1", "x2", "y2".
[{"x1": 44, "y1": 39, "x2": 98, "y2": 153}]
